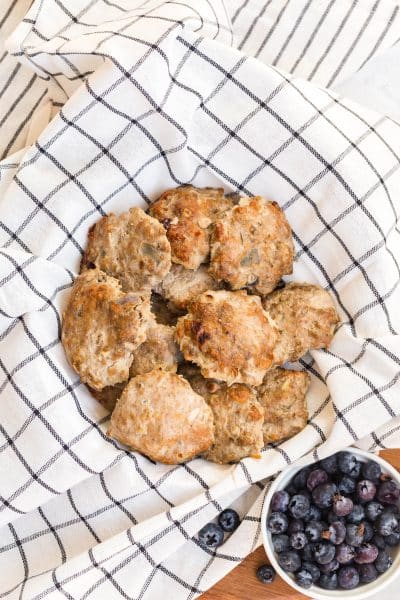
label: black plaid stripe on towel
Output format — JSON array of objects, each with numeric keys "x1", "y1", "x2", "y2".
[{"x1": 0, "y1": 1, "x2": 400, "y2": 597}]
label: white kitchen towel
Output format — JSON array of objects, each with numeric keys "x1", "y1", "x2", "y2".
[
  {"x1": 0, "y1": 1, "x2": 400, "y2": 598},
  {"x1": 231, "y1": 0, "x2": 400, "y2": 87}
]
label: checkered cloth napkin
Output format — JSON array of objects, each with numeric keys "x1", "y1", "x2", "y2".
[{"x1": 1, "y1": 1, "x2": 400, "y2": 597}]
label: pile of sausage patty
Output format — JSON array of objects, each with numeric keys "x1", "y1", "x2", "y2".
[{"x1": 62, "y1": 186, "x2": 340, "y2": 465}]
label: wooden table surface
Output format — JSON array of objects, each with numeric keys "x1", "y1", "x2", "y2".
[{"x1": 201, "y1": 449, "x2": 400, "y2": 600}]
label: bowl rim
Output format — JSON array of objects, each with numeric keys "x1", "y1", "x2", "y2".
[{"x1": 261, "y1": 447, "x2": 400, "y2": 600}]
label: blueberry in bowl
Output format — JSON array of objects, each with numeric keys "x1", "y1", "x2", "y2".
[{"x1": 262, "y1": 447, "x2": 400, "y2": 599}]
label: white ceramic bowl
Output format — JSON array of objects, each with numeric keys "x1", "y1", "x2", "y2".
[{"x1": 261, "y1": 448, "x2": 400, "y2": 600}]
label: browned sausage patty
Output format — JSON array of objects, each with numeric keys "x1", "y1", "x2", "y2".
[
  {"x1": 149, "y1": 186, "x2": 233, "y2": 269},
  {"x1": 108, "y1": 370, "x2": 214, "y2": 464},
  {"x1": 81, "y1": 207, "x2": 171, "y2": 291},
  {"x1": 257, "y1": 368, "x2": 310, "y2": 444},
  {"x1": 176, "y1": 289, "x2": 278, "y2": 385},
  {"x1": 203, "y1": 384, "x2": 264, "y2": 464},
  {"x1": 209, "y1": 197, "x2": 294, "y2": 295},
  {"x1": 129, "y1": 323, "x2": 181, "y2": 377},
  {"x1": 62, "y1": 269, "x2": 151, "y2": 390},
  {"x1": 263, "y1": 283, "x2": 340, "y2": 363},
  {"x1": 158, "y1": 264, "x2": 220, "y2": 312}
]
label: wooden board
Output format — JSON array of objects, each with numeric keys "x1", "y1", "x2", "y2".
[{"x1": 201, "y1": 449, "x2": 400, "y2": 600}]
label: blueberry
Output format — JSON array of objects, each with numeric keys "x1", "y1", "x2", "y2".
[
  {"x1": 385, "y1": 529, "x2": 400, "y2": 546},
  {"x1": 313, "y1": 541, "x2": 336, "y2": 565},
  {"x1": 298, "y1": 488, "x2": 312, "y2": 501},
  {"x1": 198, "y1": 522, "x2": 224, "y2": 548},
  {"x1": 338, "y1": 565, "x2": 359, "y2": 589},
  {"x1": 376, "y1": 480, "x2": 400, "y2": 505},
  {"x1": 337, "y1": 475, "x2": 356, "y2": 495},
  {"x1": 375, "y1": 511, "x2": 398, "y2": 536},
  {"x1": 301, "y1": 561, "x2": 320, "y2": 583},
  {"x1": 372, "y1": 533, "x2": 386, "y2": 549},
  {"x1": 333, "y1": 494, "x2": 353, "y2": 517},
  {"x1": 335, "y1": 543, "x2": 356, "y2": 564},
  {"x1": 285, "y1": 482, "x2": 297, "y2": 496},
  {"x1": 384, "y1": 504, "x2": 399, "y2": 516},
  {"x1": 346, "y1": 523, "x2": 365, "y2": 547},
  {"x1": 365, "y1": 501, "x2": 384, "y2": 522},
  {"x1": 290, "y1": 531, "x2": 307, "y2": 550},
  {"x1": 319, "y1": 558, "x2": 339, "y2": 573},
  {"x1": 287, "y1": 519, "x2": 304, "y2": 535},
  {"x1": 354, "y1": 543, "x2": 379, "y2": 564},
  {"x1": 357, "y1": 480, "x2": 376, "y2": 503},
  {"x1": 312, "y1": 483, "x2": 337, "y2": 509},
  {"x1": 301, "y1": 544, "x2": 315, "y2": 561},
  {"x1": 319, "y1": 572, "x2": 338, "y2": 589},
  {"x1": 347, "y1": 504, "x2": 365, "y2": 524},
  {"x1": 288, "y1": 494, "x2": 310, "y2": 519},
  {"x1": 272, "y1": 534, "x2": 290, "y2": 553},
  {"x1": 358, "y1": 563, "x2": 378, "y2": 583},
  {"x1": 307, "y1": 469, "x2": 328, "y2": 491},
  {"x1": 304, "y1": 504, "x2": 321, "y2": 523},
  {"x1": 295, "y1": 569, "x2": 313, "y2": 589},
  {"x1": 256, "y1": 564, "x2": 276, "y2": 584},
  {"x1": 218, "y1": 509, "x2": 240, "y2": 533},
  {"x1": 267, "y1": 512, "x2": 288, "y2": 534},
  {"x1": 338, "y1": 452, "x2": 362, "y2": 478},
  {"x1": 322, "y1": 521, "x2": 346, "y2": 545},
  {"x1": 362, "y1": 521, "x2": 374, "y2": 542},
  {"x1": 293, "y1": 467, "x2": 312, "y2": 490},
  {"x1": 327, "y1": 510, "x2": 345, "y2": 524},
  {"x1": 278, "y1": 551, "x2": 301, "y2": 573},
  {"x1": 270, "y1": 491, "x2": 290, "y2": 513},
  {"x1": 320, "y1": 454, "x2": 338, "y2": 475},
  {"x1": 362, "y1": 461, "x2": 381, "y2": 483},
  {"x1": 305, "y1": 521, "x2": 324, "y2": 542},
  {"x1": 375, "y1": 550, "x2": 394, "y2": 573}
]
